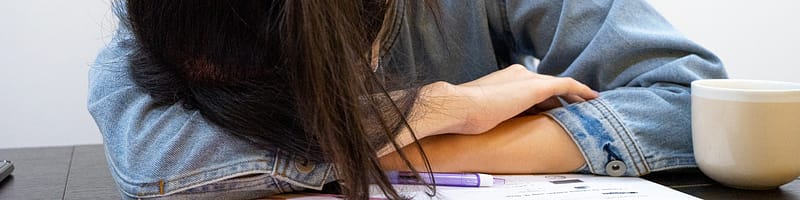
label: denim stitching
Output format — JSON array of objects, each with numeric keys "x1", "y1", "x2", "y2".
[
  {"x1": 543, "y1": 111, "x2": 596, "y2": 175},
  {"x1": 593, "y1": 99, "x2": 650, "y2": 175},
  {"x1": 592, "y1": 99, "x2": 640, "y2": 175},
  {"x1": 178, "y1": 179, "x2": 279, "y2": 196},
  {"x1": 269, "y1": 150, "x2": 332, "y2": 191}
]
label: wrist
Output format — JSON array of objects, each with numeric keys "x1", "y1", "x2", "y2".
[
  {"x1": 411, "y1": 81, "x2": 465, "y2": 137},
  {"x1": 376, "y1": 81, "x2": 462, "y2": 157}
]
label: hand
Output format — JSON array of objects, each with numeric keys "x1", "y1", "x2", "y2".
[
  {"x1": 418, "y1": 64, "x2": 598, "y2": 136},
  {"x1": 377, "y1": 64, "x2": 597, "y2": 157}
]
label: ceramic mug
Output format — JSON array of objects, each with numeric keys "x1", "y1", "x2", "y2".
[{"x1": 692, "y1": 79, "x2": 800, "y2": 189}]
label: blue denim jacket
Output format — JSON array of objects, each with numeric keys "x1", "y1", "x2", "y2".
[{"x1": 89, "y1": 0, "x2": 726, "y2": 199}]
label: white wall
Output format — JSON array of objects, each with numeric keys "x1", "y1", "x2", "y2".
[
  {"x1": 648, "y1": 0, "x2": 800, "y2": 82},
  {"x1": 1, "y1": 1, "x2": 115, "y2": 148},
  {"x1": 0, "y1": 1, "x2": 798, "y2": 148}
]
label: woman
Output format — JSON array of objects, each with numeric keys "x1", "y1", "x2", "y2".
[{"x1": 88, "y1": 0, "x2": 726, "y2": 199}]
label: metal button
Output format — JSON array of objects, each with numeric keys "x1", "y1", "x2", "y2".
[
  {"x1": 294, "y1": 157, "x2": 315, "y2": 173},
  {"x1": 605, "y1": 160, "x2": 626, "y2": 177}
]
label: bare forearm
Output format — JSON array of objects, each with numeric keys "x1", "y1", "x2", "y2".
[{"x1": 380, "y1": 115, "x2": 586, "y2": 174}]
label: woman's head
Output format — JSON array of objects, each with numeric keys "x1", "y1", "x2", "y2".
[
  {"x1": 120, "y1": 0, "x2": 430, "y2": 199},
  {"x1": 125, "y1": 0, "x2": 317, "y2": 156}
]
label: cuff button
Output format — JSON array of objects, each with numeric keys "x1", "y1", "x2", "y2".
[
  {"x1": 605, "y1": 160, "x2": 626, "y2": 177},
  {"x1": 294, "y1": 157, "x2": 315, "y2": 174}
]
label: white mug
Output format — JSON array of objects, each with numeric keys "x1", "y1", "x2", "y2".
[{"x1": 692, "y1": 79, "x2": 800, "y2": 189}]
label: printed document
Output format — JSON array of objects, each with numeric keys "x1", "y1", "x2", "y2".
[
  {"x1": 267, "y1": 174, "x2": 699, "y2": 200},
  {"x1": 370, "y1": 174, "x2": 699, "y2": 200}
]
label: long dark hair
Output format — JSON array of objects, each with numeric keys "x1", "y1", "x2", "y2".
[{"x1": 119, "y1": 0, "x2": 436, "y2": 199}]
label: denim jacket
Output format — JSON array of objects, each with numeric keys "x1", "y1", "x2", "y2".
[{"x1": 88, "y1": 0, "x2": 726, "y2": 199}]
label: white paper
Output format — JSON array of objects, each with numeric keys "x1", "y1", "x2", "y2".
[{"x1": 369, "y1": 174, "x2": 700, "y2": 200}]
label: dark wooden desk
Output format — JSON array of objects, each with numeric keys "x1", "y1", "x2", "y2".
[
  {"x1": 1, "y1": 144, "x2": 799, "y2": 200},
  {"x1": 0, "y1": 145, "x2": 120, "y2": 200}
]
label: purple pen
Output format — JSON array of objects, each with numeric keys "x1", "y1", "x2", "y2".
[{"x1": 386, "y1": 171, "x2": 494, "y2": 187}]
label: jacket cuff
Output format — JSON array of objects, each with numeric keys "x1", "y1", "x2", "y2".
[{"x1": 543, "y1": 98, "x2": 650, "y2": 177}]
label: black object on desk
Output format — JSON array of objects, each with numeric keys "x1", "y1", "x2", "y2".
[{"x1": 0, "y1": 160, "x2": 13, "y2": 183}]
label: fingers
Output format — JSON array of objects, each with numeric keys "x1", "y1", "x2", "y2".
[
  {"x1": 528, "y1": 96, "x2": 563, "y2": 114},
  {"x1": 538, "y1": 96, "x2": 564, "y2": 109},
  {"x1": 459, "y1": 65, "x2": 600, "y2": 112},
  {"x1": 476, "y1": 74, "x2": 598, "y2": 107},
  {"x1": 528, "y1": 95, "x2": 585, "y2": 115},
  {"x1": 561, "y1": 94, "x2": 586, "y2": 104},
  {"x1": 461, "y1": 64, "x2": 536, "y2": 86},
  {"x1": 548, "y1": 77, "x2": 599, "y2": 100},
  {"x1": 526, "y1": 74, "x2": 597, "y2": 101}
]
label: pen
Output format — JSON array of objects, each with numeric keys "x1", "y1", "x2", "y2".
[{"x1": 386, "y1": 171, "x2": 494, "y2": 187}]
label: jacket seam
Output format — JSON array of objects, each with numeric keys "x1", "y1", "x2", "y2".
[
  {"x1": 593, "y1": 98, "x2": 651, "y2": 175},
  {"x1": 167, "y1": 180, "x2": 279, "y2": 197},
  {"x1": 269, "y1": 149, "x2": 332, "y2": 191},
  {"x1": 542, "y1": 112, "x2": 596, "y2": 175},
  {"x1": 120, "y1": 165, "x2": 273, "y2": 198}
]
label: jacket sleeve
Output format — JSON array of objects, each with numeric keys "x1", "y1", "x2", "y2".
[
  {"x1": 88, "y1": 18, "x2": 335, "y2": 199},
  {"x1": 491, "y1": 0, "x2": 727, "y2": 176}
]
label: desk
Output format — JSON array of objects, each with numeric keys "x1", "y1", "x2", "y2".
[
  {"x1": 1, "y1": 144, "x2": 798, "y2": 199},
  {"x1": 0, "y1": 145, "x2": 120, "y2": 199}
]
